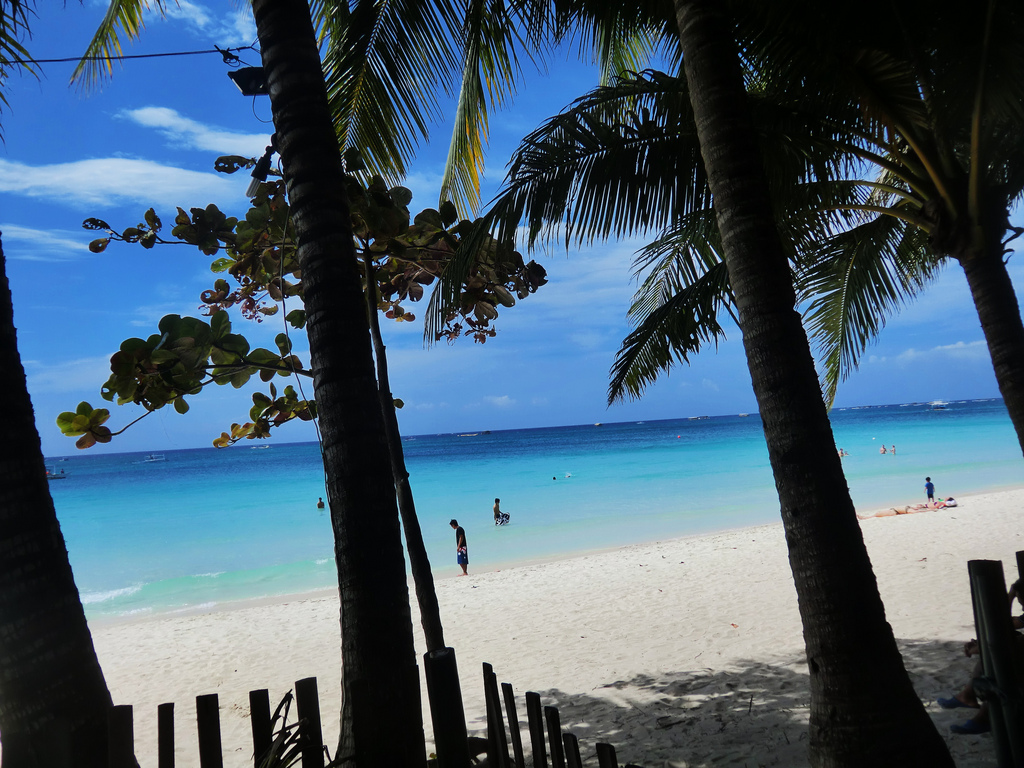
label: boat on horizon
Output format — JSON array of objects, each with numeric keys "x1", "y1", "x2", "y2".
[
  {"x1": 929, "y1": 400, "x2": 949, "y2": 410},
  {"x1": 142, "y1": 453, "x2": 166, "y2": 462},
  {"x1": 45, "y1": 466, "x2": 67, "y2": 480}
]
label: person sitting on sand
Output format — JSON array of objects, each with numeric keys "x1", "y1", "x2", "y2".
[{"x1": 939, "y1": 579, "x2": 1023, "y2": 734}]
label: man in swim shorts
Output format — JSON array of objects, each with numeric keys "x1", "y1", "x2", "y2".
[
  {"x1": 493, "y1": 498, "x2": 510, "y2": 525},
  {"x1": 450, "y1": 519, "x2": 468, "y2": 575}
]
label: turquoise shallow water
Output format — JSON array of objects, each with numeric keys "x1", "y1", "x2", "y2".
[{"x1": 48, "y1": 398, "x2": 1020, "y2": 619}]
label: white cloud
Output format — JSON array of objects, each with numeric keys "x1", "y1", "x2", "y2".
[
  {"x1": 412, "y1": 401, "x2": 448, "y2": 411},
  {"x1": 119, "y1": 107, "x2": 270, "y2": 156},
  {"x1": 896, "y1": 340, "x2": 988, "y2": 363},
  {"x1": 159, "y1": 2, "x2": 256, "y2": 46},
  {"x1": 0, "y1": 225, "x2": 89, "y2": 262},
  {"x1": 0, "y1": 157, "x2": 244, "y2": 210},
  {"x1": 482, "y1": 395, "x2": 515, "y2": 408},
  {"x1": 701, "y1": 378, "x2": 720, "y2": 392},
  {"x1": 24, "y1": 355, "x2": 113, "y2": 395}
]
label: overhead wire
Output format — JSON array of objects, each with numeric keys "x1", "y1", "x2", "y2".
[{"x1": 4, "y1": 45, "x2": 259, "y2": 67}]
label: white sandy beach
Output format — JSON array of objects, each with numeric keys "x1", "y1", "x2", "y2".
[{"x1": 90, "y1": 487, "x2": 1024, "y2": 767}]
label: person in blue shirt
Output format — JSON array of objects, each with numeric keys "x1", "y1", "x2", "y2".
[{"x1": 925, "y1": 477, "x2": 935, "y2": 502}]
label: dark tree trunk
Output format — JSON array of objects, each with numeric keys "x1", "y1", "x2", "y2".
[
  {"x1": 0, "y1": 235, "x2": 114, "y2": 768},
  {"x1": 958, "y1": 240, "x2": 1024, "y2": 457},
  {"x1": 251, "y1": 3, "x2": 426, "y2": 766},
  {"x1": 362, "y1": 258, "x2": 446, "y2": 652},
  {"x1": 672, "y1": 4, "x2": 954, "y2": 767}
]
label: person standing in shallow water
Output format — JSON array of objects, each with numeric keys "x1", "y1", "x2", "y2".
[
  {"x1": 450, "y1": 519, "x2": 468, "y2": 575},
  {"x1": 925, "y1": 477, "x2": 935, "y2": 503},
  {"x1": 493, "y1": 498, "x2": 510, "y2": 525}
]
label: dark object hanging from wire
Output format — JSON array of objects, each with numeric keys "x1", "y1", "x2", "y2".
[
  {"x1": 217, "y1": 45, "x2": 267, "y2": 96},
  {"x1": 228, "y1": 67, "x2": 268, "y2": 96}
]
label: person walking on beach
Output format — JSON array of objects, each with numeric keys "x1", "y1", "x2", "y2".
[
  {"x1": 450, "y1": 519, "x2": 468, "y2": 575},
  {"x1": 925, "y1": 477, "x2": 935, "y2": 502}
]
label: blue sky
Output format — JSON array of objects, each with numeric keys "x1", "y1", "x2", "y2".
[{"x1": 3, "y1": 1, "x2": 1019, "y2": 457}]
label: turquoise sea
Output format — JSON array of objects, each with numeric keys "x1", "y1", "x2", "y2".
[{"x1": 47, "y1": 398, "x2": 1021, "y2": 621}]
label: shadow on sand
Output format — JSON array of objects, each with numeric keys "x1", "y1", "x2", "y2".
[{"x1": 469, "y1": 638, "x2": 996, "y2": 767}]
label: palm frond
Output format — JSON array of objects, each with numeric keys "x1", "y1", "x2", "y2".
[
  {"x1": 488, "y1": 69, "x2": 708, "y2": 249},
  {"x1": 319, "y1": 0, "x2": 460, "y2": 185},
  {"x1": 609, "y1": 260, "x2": 732, "y2": 404},
  {"x1": 798, "y1": 215, "x2": 939, "y2": 407},
  {"x1": 439, "y1": 0, "x2": 526, "y2": 216},
  {"x1": 0, "y1": 0, "x2": 40, "y2": 133},
  {"x1": 72, "y1": 0, "x2": 162, "y2": 87}
]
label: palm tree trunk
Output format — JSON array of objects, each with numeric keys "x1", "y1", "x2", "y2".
[
  {"x1": 672, "y1": 4, "x2": 954, "y2": 766},
  {"x1": 251, "y1": 2, "x2": 426, "y2": 765},
  {"x1": 361, "y1": 257, "x2": 446, "y2": 652},
  {"x1": 0, "y1": 235, "x2": 114, "y2": 768},
  {"x1": 959, "y1": 243, "x2": 1024, "y2": 457}
]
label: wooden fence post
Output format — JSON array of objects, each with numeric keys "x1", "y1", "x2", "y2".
[
  {"x1": 196, "y1": 693, "x2": 224, "y2": 768},
  {"x1": 108, "y1": 705, "x2": 134, "y2": 768},
  {"x1": 595, "y1": 742, "x2": 618, "y2": 768},
  {"x1": 525, "y1": 692, "x2": 547, "y2": 768},
  {"x1": 544, "y1": 706, "x2": 565, "y2": 768},
  {"x1": 562, "y1": 733, "x2": 582, "y2": 768},
  {"x1": 295, "y1": 677, "x2": 325, "y2": 768},
  {"x1": 158, "y1": 702, "x2": 175, "y2": 768},
  {"x1": 500, "y1": 682, "x2": 525, "y2": 768},
  {"x1": 968, "y1": 559, "x2": 1024, "y2": 767},
  {"x1": 483, "y1": 663, "x2": 510, "y2": 767},
  {"x1": 424, "y1": 648, "x2": 471, "y2": 768},
  {"x1": 249, "y1": 689, "x2": 272, "y2": 767}
]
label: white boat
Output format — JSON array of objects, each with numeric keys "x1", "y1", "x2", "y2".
[
  {"x1": 45, "y1": 466, "x2": 68, "y2": 480},
  {"x1": 142, "y1": 453, "x2": 166, "y2": 462},
  {"x1": 929, "y1": 400, "x2": 949, "y2": 410}
]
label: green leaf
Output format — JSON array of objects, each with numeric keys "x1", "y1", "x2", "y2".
[
  {"x1": 210, "y1": 310, "x2": 231, "y2": 339},
  {"x1": 144, "y1": 208, "x2": 161, "y2": 231},
  {"x1": 89, "y1": 238, "x2": 109, "y2": 253},
  {"x1": 82, "y1": 218, "x2": 111, "y2": 231},
  {"x1": 285, "y1": 309, "x2": 307, "y2": 329},
  {"x1": 173, "y1": 397, "x2": 189, "y2": 414},
  {"x1": 275, "y1": 333, "x2": 292, "y2": 356},
  {"x1": 390, "y1": 186, "x2": 413, "y2": 207}
]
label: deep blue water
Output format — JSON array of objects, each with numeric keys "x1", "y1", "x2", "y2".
[{"x1": 46, "y1": 398, "x2": 1020, "y2": 619}]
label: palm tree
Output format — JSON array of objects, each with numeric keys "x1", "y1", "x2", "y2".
[
  {"x1": 251, "y1": 0, "x2": 426, "y2": 763},
  {"x1": 1, "y1": 7, "x2": 117, "y2": 766},
  {"x1": 737, "y1": 0, "x2": 1024, "y2": 452},
  {"x1": 0, "y1": 234, "x2": 115, "y2": 768},
  {"x1": 479, "y1": 2, "x2": 955, "y2": 763},
  {"x1": 669, "y1": 3, "x2": 953, "y2": 763}
]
